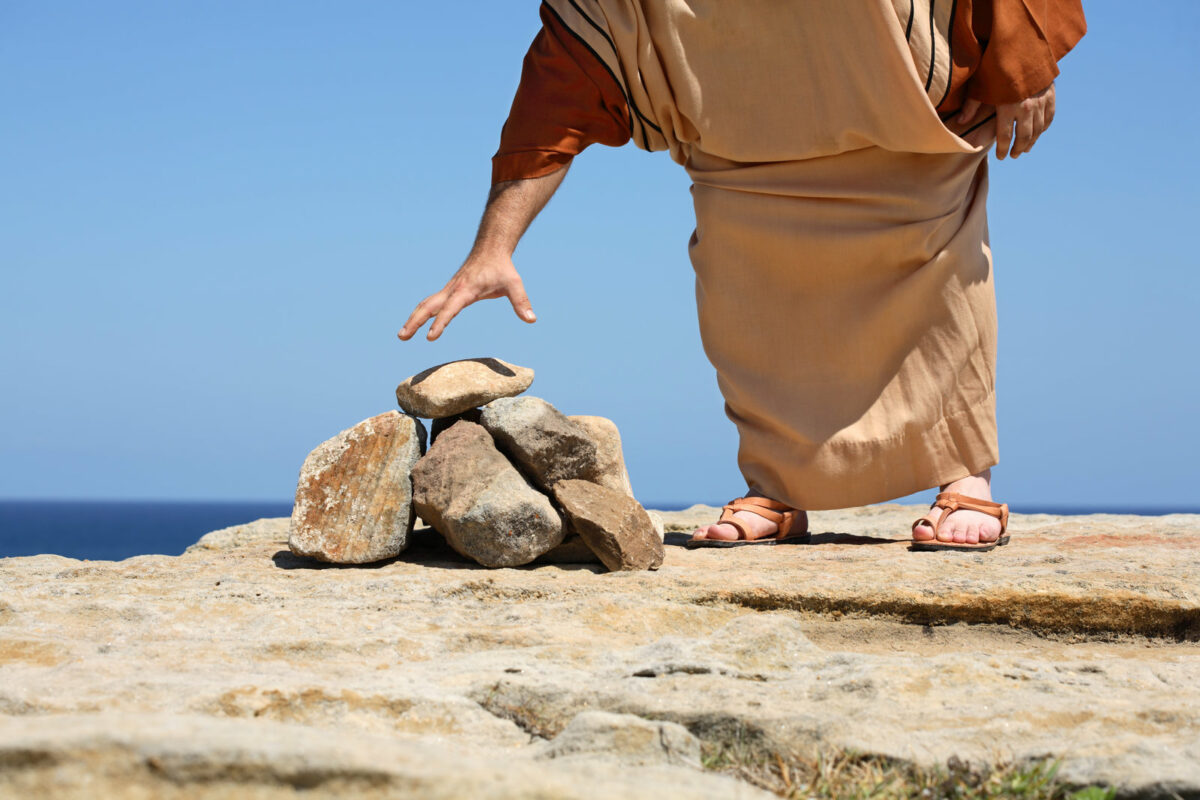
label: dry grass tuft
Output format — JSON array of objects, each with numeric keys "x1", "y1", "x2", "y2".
[{"x1": 700, "y1": 733, "x2": 1116, "y2": 800}]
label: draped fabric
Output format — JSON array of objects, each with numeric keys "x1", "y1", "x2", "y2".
[{"x1": 520, "y1": 0, "x2": 1078, "y2": 509}]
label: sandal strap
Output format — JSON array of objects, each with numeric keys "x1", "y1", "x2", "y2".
[
  {"x1": 719, "y1": 497, "x2": 803, "y2": 540},
  {"x1": 914, "y1": 492, "x2": 1010, "y2": 539}
]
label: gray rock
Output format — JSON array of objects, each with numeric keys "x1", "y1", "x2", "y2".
[
  {"x1": 568, "y1": 415, "x2": 634, "y2": 497},
  {"x1": 288, "y1": 411, "x2": 425, "y2": 564},
  {"x1": 479, "y1": 396, "x2": 601, "y2": 493},
  {"x1": 396, "y1": 358, "x2": 534, "y2": 418},
  {"x1": 554, "y1": 480, "x2": 663, "y2": 572},
  {"x1": 411, "y1": 421, "x2": 565, "y2": 568},
  {"x1": 537, "y1": 711, "x2": 701, "y2": 768}
]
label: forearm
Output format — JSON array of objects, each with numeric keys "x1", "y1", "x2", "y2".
[{"x1": 471, "y1": 166, "x2": 570, "y2": 259}]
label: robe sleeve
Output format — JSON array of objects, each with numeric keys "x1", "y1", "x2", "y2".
[
  {"x1": 965, "y1": 0, "x2": 1087, "y2": 106},
  {"x1": 491, "y1": 5, "x2": 632, "y2": 185}
]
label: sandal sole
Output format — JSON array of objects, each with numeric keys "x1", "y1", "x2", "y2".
[
  {"x1": 685, "y1": 532, "x2": 811, "y2": 549},
  {"x1": 910, "y1": 534, "x2": 1010, "y2": 552}
]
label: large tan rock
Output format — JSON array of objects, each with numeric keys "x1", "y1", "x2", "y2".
[
  {"x1": 554, "y1": 480, "x2": 663, "y2": 572},
  {"x1": 568, "y1": 415, "x2": 634, "y2": 497},
  {"x1": 2, "y1": 505, "x2": 1199, "y2": 797},
  {"x1": 411, "y1": 421, "x2": 565, "y2": 567},
  {"x1": 396, "y1": 357, "x2": 534, "y2": 418},
  {"x1": 288, "y1": 411, "x2": 425, "y2": 564},
  {"x1": 479, "y1": 396, "x2": 601, "y2": 493}
]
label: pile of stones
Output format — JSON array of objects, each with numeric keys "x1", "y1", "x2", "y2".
[{"x1": 287, "y1": 357, "x2": 664, "y2": 571}]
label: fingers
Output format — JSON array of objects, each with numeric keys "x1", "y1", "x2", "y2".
[
  {"x1": 426, "y1": 288, "x2": 473, "y2": 341},
  {"x1": 995, "y1": 105, "x2": 1016, "y2": 160},
  {"x1": 1027, "y1": 102, "x2": 1047, "y2": 153},
  {"x1": 397, "y1": 293, "x2": 444, "y2": 341},
  {"x1": 506, "y1": 277, "x2": 537, "y2": 323},
  {"x1": 1012, "y1": 103, "x2": 1036, "y2": 158},
  {"x1": 957, "y1": 98, "x2": 981, "y2": 125}
]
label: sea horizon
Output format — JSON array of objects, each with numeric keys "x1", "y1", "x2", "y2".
[{"x1": 2, "y1": 498, "x2": 1196, "y2": 562}]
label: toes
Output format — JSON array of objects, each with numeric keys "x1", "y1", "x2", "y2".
[
  {"x1": 704, "y1": 523, "x2": 740, "y2": 542},
  {"x1": 979, "y1": 517, "x2": 1002, "y2": 544},
  {"x1": 912, "y1": 521, "x2": 936, "y2": 542},
  {"x1": 964, "y1": 521, "x2": 981, "y2": 545}
]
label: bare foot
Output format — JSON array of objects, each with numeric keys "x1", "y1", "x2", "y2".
[
  {"x1": 690, "y1": 491, "x2": 807, "y2": 542},
  {"x1": 911, "y1": 469, "x2": 1003, "y2": 545}
]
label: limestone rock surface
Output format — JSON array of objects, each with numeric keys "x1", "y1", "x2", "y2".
[
  {"x1": 555, "y1": 480, "x2": 663, "y2": 572},
  {"x1": 288, "y1": 411, "x2": 425, "y2": 564},
  {"x1": 568, "y1": 415, "x2": 634, "y2": 496},
  {"x1": 396, "y1": 358, "x2": 534, "y2": 418},
  {"x1": 537, "y1": 711, "x2": 701, "y2": 768},
  {"x1": 2, "y1": 505, "x2": 1199, "y2": 798},
  {"x1": 411, "y1": 421, "x2": 565, "y2": 567},
  {"x1": 479, "y1": 396, "x2": 601, "y2": 492}
]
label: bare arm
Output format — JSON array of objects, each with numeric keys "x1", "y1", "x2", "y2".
[{"x1": 398, "y1": 166, "x2": 569, "y2": 342}]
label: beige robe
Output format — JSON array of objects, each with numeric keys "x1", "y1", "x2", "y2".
[{"x1": 547, "y1": 0, "x2": 997, "y2": 509}]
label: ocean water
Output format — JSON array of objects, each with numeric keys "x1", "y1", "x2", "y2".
[
  {"x1": 0, "y1": 501, "x2": 294, "y2": 561},
  {"x1": 0, "y1": 500, "x2": 1193, "y2": 562}
]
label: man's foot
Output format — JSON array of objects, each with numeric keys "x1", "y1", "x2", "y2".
[
  {"x1": 911, "y1": 469, "x2": 1003, "y2": 545},
  {"x1": 691, "y1": 491, "x2": 808, "y2": 542}
]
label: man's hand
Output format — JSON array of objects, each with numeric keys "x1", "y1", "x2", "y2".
[
  {"x1": 398, "y1": 253, "x2": 535, "y2": 342},
  {"x1": 957, "y1": 81, "x2": 1056, "y2": 160},
  {"x1": 398, "y1": 167, "x2": 568, "y2": 343}
]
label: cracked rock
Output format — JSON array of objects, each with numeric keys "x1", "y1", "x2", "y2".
[{"x1": 288, "y1": 411, "x2": 425, "y2": 564}]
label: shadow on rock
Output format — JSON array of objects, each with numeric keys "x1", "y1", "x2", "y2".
[{"x1": 663, "y1": 531, "x2": 900, "y2": 547}]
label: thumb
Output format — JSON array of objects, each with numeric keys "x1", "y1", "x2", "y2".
[
  {"x1": 507, "y1": 278, "x2": 536, "y2": 323},
  {"x1": 958, "y1": 98, "x2": 981, "y2": 124}
]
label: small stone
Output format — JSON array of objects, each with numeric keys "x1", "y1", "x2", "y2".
[
  {"x1": 288, "y1": 411, "x2": 425, "y2": 564},
  {"x1": 568, "y1": 415, "x2": 634, "y2": 497},
  {"x1": 396, "y1": 358, "x2": 533, "y2": 418},
  {"x1": 537, "y1": 711, "x2": 701, "y2": 768},
  {"x1": 478, "y1": 397, "x2": 601, "y2": 493},
  {"x1": 554, "y1": 480, "x2": 664, "y2": 572},
  {"x1": 411, "y1": 421, "x2": 565, "y2": 568}
]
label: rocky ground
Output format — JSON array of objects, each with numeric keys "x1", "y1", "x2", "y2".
[{"x1": 1, "y1": 505, "x2": 1197, "y2": 799}]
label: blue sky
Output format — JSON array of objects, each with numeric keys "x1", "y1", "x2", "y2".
[{"x1": 2, "y1": 2, "x2": 1197, "y2": 510}]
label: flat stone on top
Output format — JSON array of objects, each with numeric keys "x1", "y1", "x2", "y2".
[{"x1": 396, "y1": 358, "x2": 534, "y2": 418}]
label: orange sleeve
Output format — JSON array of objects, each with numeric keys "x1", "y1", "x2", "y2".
[
  {"x1": 965, "y1": 0, "x2": 1087, "y2": 106},
  {"x1": 491, "y1": 5, "x2": 632, "y2": 185}
]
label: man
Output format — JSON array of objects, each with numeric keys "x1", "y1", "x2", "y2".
[{"x1": 399, "y1": 1, "x2": 1085, "y2": 551}]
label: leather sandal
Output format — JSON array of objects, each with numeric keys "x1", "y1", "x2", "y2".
[
  {"x1": 910, "y1": 492, "x2": 1010, "y2": 552},
  {"x1": 686, "y1": 496, "x2": 809, "y2": 548}
]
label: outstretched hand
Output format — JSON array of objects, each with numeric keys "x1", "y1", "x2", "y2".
[
  {"x1": 957, "y1": 81, "x2": 1056, "y2": 160},
  {"x1": 398, "y1": 252, "x2": 535, "y2": 342},
  {"x1": 397, "y1": 168, "x2": 569, "y2": 343}
]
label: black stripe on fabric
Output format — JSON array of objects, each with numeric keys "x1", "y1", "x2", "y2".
[
  {"x1": 963, "y1": 112, "x2": 995, "y2": 137},
  {"x1": 541, "y1": 1, "x2": 634, "y2": 139},
  {"x1": 936, "y1": 0, "x2": 957, "y2": 109},
  {"x1": 924, "y1": 0, "x2": 937, "y2": 92},
  {"x1": 905, "y1": 0, "x2": 915, "y2": 41},
  {"x1": 561, "y1": 0, "x2": 664, "y2": 136}
]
